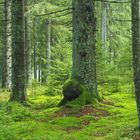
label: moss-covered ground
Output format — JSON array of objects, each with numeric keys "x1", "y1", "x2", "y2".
[{"x1": 0, "y1": 86, "x2": 139, "y2": 140}]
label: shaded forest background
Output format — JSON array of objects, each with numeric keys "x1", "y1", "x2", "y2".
[{"x1": 0, "y1": 0, "x2": 132, "y2": 95}]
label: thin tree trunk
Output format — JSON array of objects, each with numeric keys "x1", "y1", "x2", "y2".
[
  {"x1": 101, "y1": 0, "x2": 107, "y2": 49},
  {"x1": 33, "y1": 18, "x2": 37, "y2": 80},
  {"x1": 1, "y1": 27, "x2": 6, "y2": 88},
  {"x1": 5, "y1": 0, "x2": 12, "y2": 89},
  {"x1": 38, "y1": 56, "x2": 41, "y2": 82},
  {"x1": 2, "y1": 0, "x2": 12, "y2": 89},
  {"x1": 25, "y1": 0, "x2": 32, "y2": 85},
  {"x1": 10, "y1": 0, "x2": 26, "y2": 103},
  {"x1": 46, "y1": 19, "x2": 51, "y2": 83}
]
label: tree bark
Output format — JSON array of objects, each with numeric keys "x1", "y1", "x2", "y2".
[
  {"x1": 46, "y1": 19, "x2": 51, "y2": 83},
  {"x1": 2, "y1": 0, "x2": 12, "y2": 89},
  {"x1": 33, "y1": 18, "x2": 37, "y2": 80},
  {"x1": 101, "y1": 0, "x2": 107, "y2": 49},
  {"x1": 72, "y1": 0, "x2": 99, "y2": 98},
  {"x1": 5, "y1": 0, "x2": 12, "y2": 89},
  {"x1": 131, "y1": 0, "x2": 140, "y2": 127},
  {"x1": 25, "y1": 0, "x2": 32, "y2": 85},
  {"x1": 10, "y1": 0, "x2": 26, "y2": 103}
]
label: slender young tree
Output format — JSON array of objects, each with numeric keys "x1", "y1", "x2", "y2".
[
  {"x1": 33, "y1": 17, "x2": 37, "y2": 80},
  {"x1": 46, "y1": 19, "x2": 51, "y2": 82},
  {"x1": 10, "y1": 0, "x2": 26, "y2": 102},
  {"x1": 131, "y1": 0, "x2": 140, "y2": 127},
  {"x1": 2, "y1": 0, "x2": 12, "y2": 89},
  {"x1": 72, "y1": 0, "x2": 99, "y2": 98},
  {"x1": 101, "y1": 0, "x2": 107, "y2": 49}
]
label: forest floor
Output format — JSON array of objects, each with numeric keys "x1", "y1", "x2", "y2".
[{"x1": 0, "y1": 86, "x2": 139, "y2": 140}]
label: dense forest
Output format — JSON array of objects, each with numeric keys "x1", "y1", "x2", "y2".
[{"x1": 0, "y1": 0, "x2": 140, "y2": 139}]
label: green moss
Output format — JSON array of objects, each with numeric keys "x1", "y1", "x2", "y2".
[
  {"x1": 58, "y1": 79, "x2": 86, "y2": 106},
  {"x1": 66, "y1": 91, "x2": 86, "y2": 108},
  {"x1": 0, "y1": 87, "x2": 138, "y2": 140},
  {"x1": 59, "y1": 79, "x2": 100, "y2": 107},
  {"x1": 58, "y1": 98, "x2": 68, "y2": 106},
  {"x1": 63, "y1": 79, "x2": 84, "y2": 92}
]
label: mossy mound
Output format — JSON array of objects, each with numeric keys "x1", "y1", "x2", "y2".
[
  {"x1": 58, "y1": 79, "x2": 99, "y2": 106},
  {"x1": 58, "y1": 79, "x2": 86, "y2": 106},
  {"x1": 63, "y1": 80, "x2": 83, "y2": 101}
]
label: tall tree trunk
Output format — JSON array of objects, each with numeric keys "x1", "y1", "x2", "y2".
[
  {"x1": 2, "y1": 0, "x2": 7, "y2": 88},
  {"x1": 1, "y1": 27, "x2": 6, "y2": 88},
  {"x1": 46, "y1": 19, "x2": 51, "y2": 83},
  {"x1": 25, "y1": 0, "x2": 32, "y2": 85},
  {"x1": 33, "y1": 18, "x2": 37, "y2": 80},
  {"x1": 2, "y1": 0, "x2": 12, "y2": 89},
  {"x1": 101, "y1": 0, "x2": 107, "y2": 50},
  {"x1": 72, "y1": 0, "x2": 99, "y2": 98},
  {"x1": 41, "y1": 19, "x2": 51, "y2": 84},
  {"x1": 5, "y1": 0, "x2": 12, "y2": 89},
  {"x1": 38, "y1": 56, "x2": 41, "y2": 82},
  {"x1": 10, "y1": 0, "x2": 26, "y2": 102},
  {"x1": 131, "y1": 0, "x2": 140, "y2": 127}
]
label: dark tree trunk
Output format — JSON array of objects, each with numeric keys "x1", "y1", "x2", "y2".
[
  {"x1": 131, "y1": 0, "x2": 140, "y2": 127},
  {"x1": 10, "y1": 0, "x2": 26, "y2": 103},
  {"x1": 2, "y1": 35, "x2": 6, "y2": 88}
]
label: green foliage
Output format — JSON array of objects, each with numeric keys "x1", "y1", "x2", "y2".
[
  {"x1": 0, "y1": 125, "x2": 17, "y2": 140},
  {"x1": 6, "y1": 103, "x2": 32, "y2": 122},
  {"x1": 46, "y1": 34, "x2": 72, "y2": 96},
  {"x1": 95, "y1": 2, "x2": 132, "y2": 95},
  {"x1": 0, "y1": 102, "x2": 31, "y2": 124}
]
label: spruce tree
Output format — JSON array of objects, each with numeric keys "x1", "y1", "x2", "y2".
[{"x1": 10, "y1": 0, "x2": 26, "y2": 103}]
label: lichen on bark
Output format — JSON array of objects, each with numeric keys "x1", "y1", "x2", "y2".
[{"x1": 72, "y1": 0, "x2": 99, "y2": 98}]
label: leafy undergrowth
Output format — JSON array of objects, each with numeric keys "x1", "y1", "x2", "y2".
[{"x1": 0, "y1": 87, "x2": 139, "y2": 140}]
